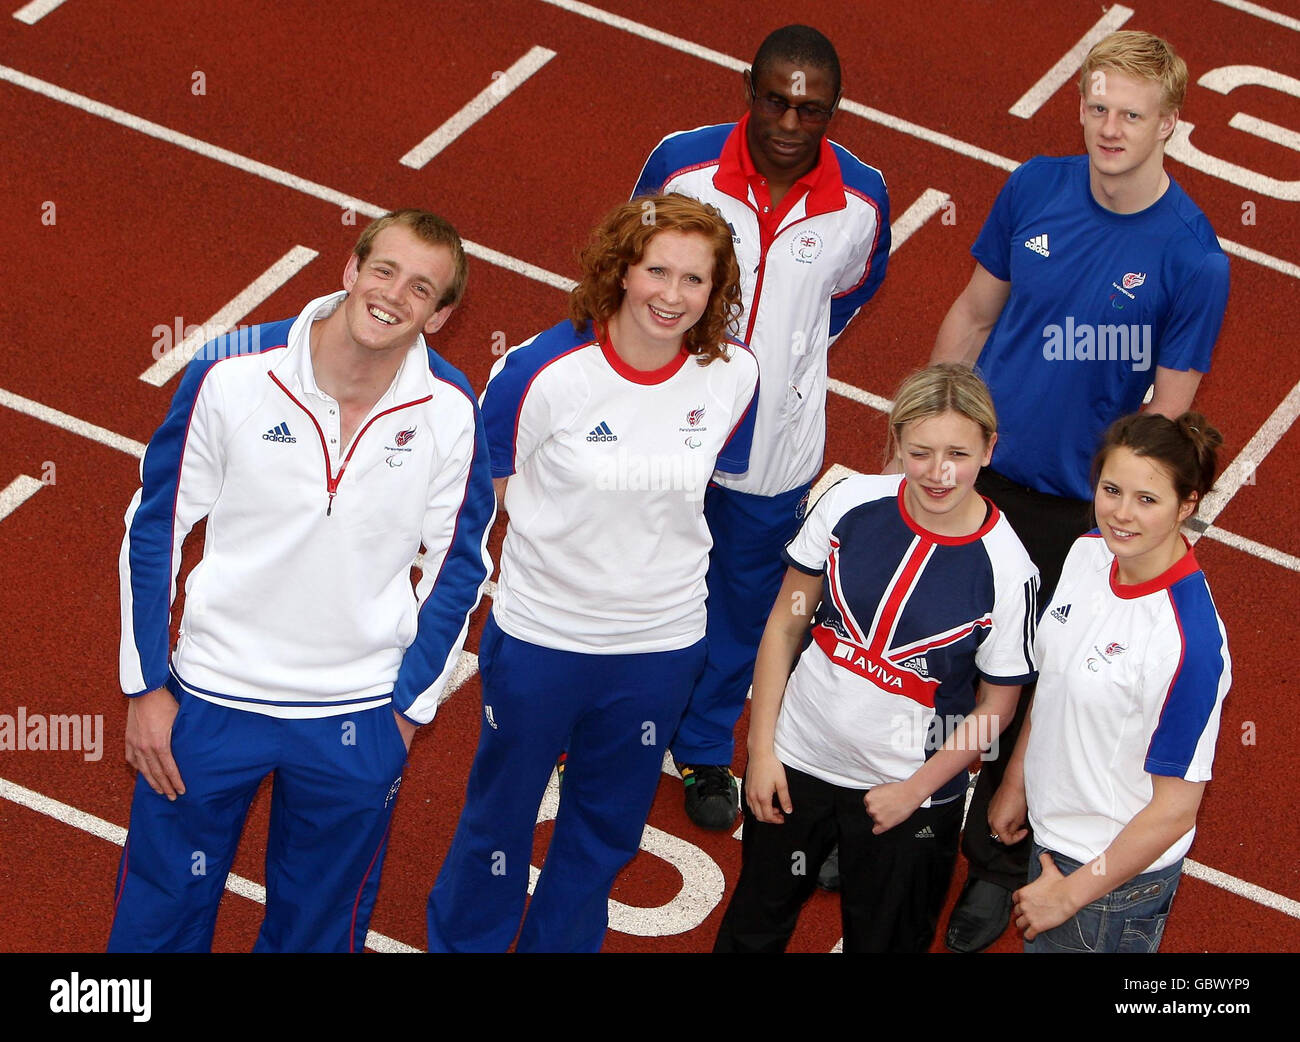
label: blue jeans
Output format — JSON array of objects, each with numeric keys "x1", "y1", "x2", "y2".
[{"x1": 1024, "y1": 842, "x2": 1183, "y2": 953}]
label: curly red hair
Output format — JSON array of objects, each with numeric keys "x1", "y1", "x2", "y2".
[{"x1": 569, "y1": 194, "x2": 743, "y2": 363}]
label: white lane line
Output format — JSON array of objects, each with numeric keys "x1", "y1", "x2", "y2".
[
  {"x1": 0, "y1": 475, "x2": 43, "y2": 522},
  {"x1": 400, "y1": 46, "x2": 556, "y2": 169},
  {"x1": 1209, "y1": 0, "x2": 1300, "y2": 32},
  {"x1": 889, "y1": 188, "x2": 951, "y2": 255},
  {"x1": 1008, "y1": 5, "x2": 1134, "y2": 119},
  {"x1": 0, "y1": 63, "x2": 575, "y2": 292},
  {"x1": 439, "y1": 650, "x2": 480, "y2": 705},
  {"x1": 0, "y1": 775, "x2": 419, "y2": 952},
  {"x1": 835, "y1": 98, "x2": 1018, "y2": 173},
  {"x1": 1197, "y1": 523, "x2": 1300, "y2": 571},
  {"x1": 1220, "y1": 236, "x2": 1300, "y2": 280},
  {"x1": 5, "y1": 59, "x2": 1300, "y2": 289},
  {"x1": 1199, "y1": 377, "x2": 1300, "y2": 528},
  {"x1": 1184, "y1": 857, "x2": 1300, "y2": 919},
  {"x1": 139, "y1": 245, "x2": 319, "y2": 386},
  {"x1": 12, "y1": 0, "x2": 68, "y2": 24},
  {"x1": 0, "y1": 388, "x2": 147, "y2": 457},
  {"x1": 827, "y1": 378, "x2": 891, "y2": 414},
  {"x1": 538, "y1": 3, "x2": 1300, "y2": 279},
  {"x1": 538, "y1": 0, "x2": 1018, "y2": 172},
  {"x1": 536, "y1": 0, "x2": 745, "y2": 70}
]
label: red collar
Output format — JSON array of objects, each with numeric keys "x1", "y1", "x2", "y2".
[
  {"x1": 712, "y1": 114, "x2": 847, "y2": 217},
  {"x1": 1108, "y1": 536, "x2": 1202, "y2": 599},
  {"x1": 597, "y1": 325, "x2": 689, "y2": 385},
  {"x1": 896, "y1": 480, "x2": 1000, "y2": 546}
]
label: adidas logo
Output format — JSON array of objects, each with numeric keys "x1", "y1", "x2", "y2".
[
  {"x1": 586, "y1": 421, "x2": 617, "y2": 443},
  {"x1": 900, "y1": 654, "x2": 930, "y2": 678},
  {"x1": 1050, "y1": 603, "x2": 1071, "y2": 624},
  {"x1": 914, "y1": 825, "x2": 935, "y2": 840},
  {"x1": 262, "y1": 421, "x2": 297, "y2": 444},
  {"x1": 1024, "y1": 233, "x2": 1050, "y2": 257}
]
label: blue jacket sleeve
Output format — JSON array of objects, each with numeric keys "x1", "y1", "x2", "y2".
[{"x1": 391, "y1": 370, "x2": 497, "y2": 724}]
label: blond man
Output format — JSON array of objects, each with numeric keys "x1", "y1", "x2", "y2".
[{"x1": 930, "y1": 30, "x2": 1228, "y2": 952}]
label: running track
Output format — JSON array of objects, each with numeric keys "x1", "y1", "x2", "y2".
[{"x1": 1, "y1": 0, "x2": 1298, "y2": 955}]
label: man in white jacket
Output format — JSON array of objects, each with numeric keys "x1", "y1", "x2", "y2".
[{"x1": 111, "y1": 209, "x2": 495, "y2": 952}]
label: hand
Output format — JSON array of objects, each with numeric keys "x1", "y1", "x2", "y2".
[
  {"x1": 393, "y1": 710, "x2": 416, "y2": 752},
  {"x1": 988, "y1": 779, "x2": 1029, "y2": 846},
  {"x1": 744, "y1": 752, "x2": 792, "y2": 824},
  {"x1": 1013, "y1": 852, "x2": 1079, "y2": 940},
  {"x1": 863, "y1": 780, "x2": 923, "y2": 834},
  {"x1": 124, "y1": 687, "x2": 185, "y2": 800}
]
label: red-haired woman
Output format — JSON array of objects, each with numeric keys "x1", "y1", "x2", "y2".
[{"x1": 427, "y1": 194, "x2": 758, "y2": 952}]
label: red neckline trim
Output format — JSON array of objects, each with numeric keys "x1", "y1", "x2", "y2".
[
  {"x1": 598, "y1": 326, "x2": 689, "y2": 385},
  {"x1": 896, "y1": 480, "x2": 999, "y2": 546},
  {"x1": 1108, "y1": 536, "x2": 1200, "y2": 599},
  {"x1": 715, "y1": 115, "x2": 845, "y2": 216}
]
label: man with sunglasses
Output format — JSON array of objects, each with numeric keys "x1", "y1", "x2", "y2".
[{"x1": 634, "y1": 25, "x2": 890, "y2": 831}]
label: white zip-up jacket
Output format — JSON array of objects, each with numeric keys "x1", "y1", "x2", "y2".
[
  {"x1": 119, "y1": 292, "x2": 496, "y2": 724},
  {"x1": 634, "y1": 118, "x2": 890, "y2": 497}
]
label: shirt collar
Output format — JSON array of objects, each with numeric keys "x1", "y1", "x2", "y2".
[
  {"x1": 714, "y1": 113, "x2": 846, "y2": 215},
  {"x1": 279, "y1": 290, "x2": 416, "y2": 405}
]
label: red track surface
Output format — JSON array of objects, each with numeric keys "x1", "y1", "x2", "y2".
[{"x1": 1, "y1": 0, "x2": 1298, "y2": 958}]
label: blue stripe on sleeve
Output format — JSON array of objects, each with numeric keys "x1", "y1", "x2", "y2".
[
  {"x1": 631, "y1": 124, "x2": 734, "y2": 198},
  {"x1": 1145, "y1": 574, "x2": 1228, "y2": 776},
  {"x1": 125, "y1": 319, "x2": 293, "y2": 693},
  {"x1": 828, "y1": 143, "x2": 890, "y2": 340},
  {"x1": 480, "y1": 321, "x2": 592, "y2": 478},
  {"x1": 716, "y1": 344, "x2": 758, "y2": 474},
  {"x1": 391, "y1": 358, "x2": 497, "y2": 715}
]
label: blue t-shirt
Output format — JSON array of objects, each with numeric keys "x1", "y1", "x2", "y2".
[{"x1": 973, "y1": 155, "x2": 1228, "y2": 500}]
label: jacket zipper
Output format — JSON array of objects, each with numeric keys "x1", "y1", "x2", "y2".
[{"x1": 269, "y1": 373, "x2": 432, "y2": 515}]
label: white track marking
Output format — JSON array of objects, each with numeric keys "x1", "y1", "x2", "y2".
[
  {"x1": 1184, "y1": 857, "x2": 1300, "y2": 919},
  {"x1": 0, "y1": 388, "x2": 147, "y2": 457},
  {"x1": 1198, "y1": 524, "x2": 1300, "y2": 571},
  {"x1": 1230, "y1": 112, "x2": 1300, "y2": 155},
  {"x1": 536, "y1": 0, "x2": 745, "y2": 69},
  {"x1": 139, "y1": 245, "x2": 319, "y2": 386},
  {"x1": 3, "y1": 58, "x2": 1297, "y2": 301},
  {"x1": 400, "y1": 46, "x2": 556, "y2": 169},
  {"x1": 538, "y1": 0, "x2": 1018, "y2": 172},
  {"x1": 1219, "y1": 236, "x2": 1300, "y2": 280},
  {"x1": 1199, "y1": 377, "x2": 1300, "y2": 527},
  {"x1": 12, "y1": 0, "x2": 68, "y2": 24},
  {"x1": 439, "y1": 650, "x2": 480, "y2": 705},
  {"x1": 0, "y1": 775, "x2": 421, "y2": 952},
  {"x1": 0, "y1": 63, "x2": 574, "y2": 292},
  {"x1": 827, "y1": 378, "x2": 891, "y2": 414},
  {"x1": 811, "y1": 462, "x2": 861, "y2": 502},
  {"x1": 537, "y1": 4, "x2": 1300, "y2": 280},
  {"x1": 835, "y1": 98, "x2": 1019, "y2": 172},
  {"x1": 0, "y1": 475, "x2": 43, "y2": 522},
  {"x1": 1209, "y1": 0, "x2": 1300, "y2": 32},
  {"x1": 889, "y1": 188, "x2": 951, "y2": 255},
  {"x1": 1009, "y1": 5, "x2": 1134, "y2": 119}
]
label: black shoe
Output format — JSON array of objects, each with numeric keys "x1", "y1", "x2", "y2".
[
  {"x1": 945, "y1": 878, "x2": 1014, "y2": 953},
  {"x1": 816, "y1": 844, "x2": 841, "y2": 891},
  {"x1": 679, "y1": 764, "x2": 739, "y2": 830}
]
